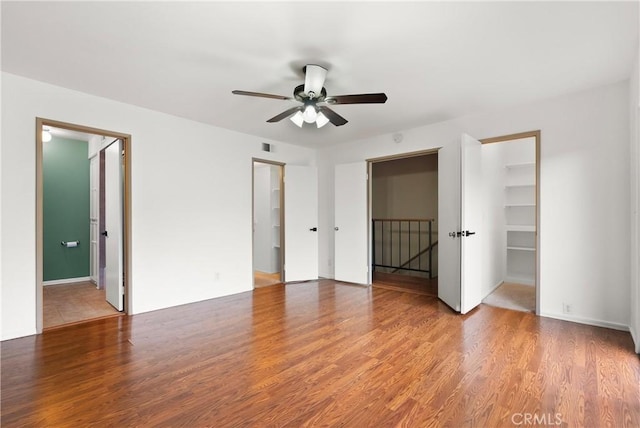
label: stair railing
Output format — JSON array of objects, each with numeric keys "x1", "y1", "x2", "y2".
[{"x1": 372, "y1": 218, "x2": 436, "y2": 279}]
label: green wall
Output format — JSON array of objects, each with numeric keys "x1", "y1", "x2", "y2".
[{"x1": 43, "y1": 136, "x2": 90, "y2": 281}]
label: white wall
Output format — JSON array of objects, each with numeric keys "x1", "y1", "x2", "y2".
[
  {"x1": 371, "y1": 155, "x2": 438, "y2": 220},
  {"x1": 1, "y1": 72, "x2": 315, "y2": 340},
  {"x1": 318, "y1": 80, "x2": 631, "y2": 330}
]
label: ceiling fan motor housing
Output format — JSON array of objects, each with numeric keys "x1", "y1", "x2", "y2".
[{"x1": 294, "y1": 84, "x2": 327, "y2": 102}]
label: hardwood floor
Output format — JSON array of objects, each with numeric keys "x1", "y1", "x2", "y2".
[
  {"x1": 43, "y1": 281, "x2": 122, "y2": 329},
  {"x1": 2, "y1": 280, "x2": 639, "y2": 427},
  {"x1": 373, "y1": 271, "x2": 438, "y2": 296}
]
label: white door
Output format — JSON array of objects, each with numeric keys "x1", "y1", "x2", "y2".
[
  {"x1": 334, "y1": 162, "x2": 368, "y2": 284},
  {"x1": 284, "y1": 165, "x2": 318, "y2": 282},
  {"x1": 438, "y1": 143, "x2": 461, "y2": 311},
  {"x1": 437, "y1": 134, "x2": 483, "y2": 313},
  {"x1": 460, "y1": 134, "x2": 483, "y2": 314},
  {"x1": 104, "y1": 140, "x2": 124, "y2": 311}
]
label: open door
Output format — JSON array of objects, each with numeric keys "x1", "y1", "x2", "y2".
[
  {"x1": 460, "y1": 134, "x2": 483, "y2": 313},
  {"x1": 437, "y1": 134, "x2": 483, "y2": 313},
  {"x1": 284, "y1": 165, "x2": 318, "y2": 282},
  {"x1": 438, "y1": 143, "x2": 461, "y2": 311},
  {"x1": 334, "y1": 162, "x2": 368, "y2": 284},
  {"x1": 104, "y1": 139, "x2": 124, "y2": 311}
]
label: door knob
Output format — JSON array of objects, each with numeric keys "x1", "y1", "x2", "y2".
[
  {"x1": 101, "y1": 231, "x2": 108, "y2": 237},
  {"x1": 334, "y1": 227, "x2": 339, "y2": 231},
  {"x1": 309, "y1": 227, "x2": 318, "y2": 232},
  {"x1": 463, "y1": 230, "x2": 476, "y2": 236}
]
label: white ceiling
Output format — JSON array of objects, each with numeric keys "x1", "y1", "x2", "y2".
[{"x1": 2, "y1": 1, "x2": 638, "y2": 147}]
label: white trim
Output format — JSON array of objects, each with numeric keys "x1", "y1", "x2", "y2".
[
  {"x1": 43, "y1": 276, "x2": 92, "y2": 286},
  {"x1": 484, "y1": 280, "x2": 504, "y2": 300},
  {"x1": 505, "y1": 275, "x2": 535, "y2": 286},
  {"x1": 630, "y1": 325, "x2": 640, "y2": 354},
  {"x1": 540, "y1": 311, "x2": 630, "y2": 332}
]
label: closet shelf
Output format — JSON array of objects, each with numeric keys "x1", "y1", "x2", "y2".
[
  {"x1": 505, "y1": 162, "x2": 535, "y2": 169},
  {"x1": 507, "y1": 246, "x2": 535, "y2": 252},
  {"x1": 505, "y1": 184, "x2": 535, "y2": 189},
  {"x1": 505, "y1": 203, "x2": 535, "y2": 207}
]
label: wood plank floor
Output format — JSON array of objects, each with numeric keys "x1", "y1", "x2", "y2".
[
  {"x1": 2, "y1": 280, "x2": 639, "y2": 427},
  {"x1": 373, "y1": 271, "x2": 438, "y2": 296}
]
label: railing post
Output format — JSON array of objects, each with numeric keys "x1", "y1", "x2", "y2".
[
  {"x1": 418, "y1": 220, "x2": 421, "y2": 272},
  {"x1": 428, "y1": 220, "x2": 433, "y2": 279},
  {"x1": 372, "y1": 219, "x2": 376, "y2": 275}
]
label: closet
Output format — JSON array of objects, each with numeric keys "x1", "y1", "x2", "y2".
[
  {"x1": 504, "y1": 156, "x2": 536, "y2": 285},
  {"x1": 253, "y1": 162, "x2": 282, "y2": 285},
  {"x1": 481, "y1": 134, "x2": 537, "y2": 312}
]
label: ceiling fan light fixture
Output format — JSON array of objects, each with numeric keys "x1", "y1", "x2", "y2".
[
  {"x1": 290, "y1": 111, "x2": 304, "y2": 127},
  {"x1": 316, "y1": 112, "x2": 330, "y2": 128},
  {"x1": 302, "y1": 104, "x2": 318, "y2": 123}
]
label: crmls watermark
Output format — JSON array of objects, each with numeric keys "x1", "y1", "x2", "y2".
[{"x1": 511, "y1": 412, "x2": 563, "y2": 426}]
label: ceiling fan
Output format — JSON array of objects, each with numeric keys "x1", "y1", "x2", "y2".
[{"x1": 232, "y1": 64, "x2": 387, "y2": 128}]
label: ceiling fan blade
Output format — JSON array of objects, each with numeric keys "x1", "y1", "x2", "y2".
[
  {"x1": 266, "y1": 106, "x2": 302, "y2": 123},
  {"x1": 232, "y1": 90, "x2": 291, "y2": 100},
  {"x1": 318, "y1": 106, "x2": 348, "y2": 126},
  {"x1": 325, "y1": 93, "x2": 388, "y2": 105},
  {"x1": 303, "y1": 64, "x2": 328, "y2": 98}
]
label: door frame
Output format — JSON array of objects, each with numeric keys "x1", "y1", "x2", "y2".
[
  {"x1": 36, "y1": 117, "x2": 132, "y2": 333},
  {"x1": 251, "y1": 158, "x2": 285, "y2": 286},
  {"x1": 480, "y1": 130, "x2": 541, "y2": 315},
  {"x1": 367, "y1": 148, "x2": 441, "y2": 285}
]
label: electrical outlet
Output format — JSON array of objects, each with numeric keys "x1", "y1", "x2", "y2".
[{"x1": 562, "y1": 303, "x2": 572, "y2": 314}]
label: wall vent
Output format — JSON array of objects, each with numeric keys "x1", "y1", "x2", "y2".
[{"x1": 261, "y1": 143, "x2": 271, "y2": 152}]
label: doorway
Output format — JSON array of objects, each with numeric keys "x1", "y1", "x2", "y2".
[
  {"x1": 368, "y1": 151, "x2": 439, "y2": 296},
  {"x1": 36, "y1": 118, "x2": 131, "y2": 332},
  {"x1": 480, "y1": 131, "x2": 540, "y2": 313},
  {"x1": 252, "y1": 160, "x2": 284, "y2": 287}
]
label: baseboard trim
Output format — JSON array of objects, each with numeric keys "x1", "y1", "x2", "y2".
[
  {"x1": 483, "y1": 280, "x2": 504, "y2": 300},
  {"x1": 505, "y1": 276, "x2": 535, "y2": 286},
  {"x1": 630, "y1": 324, "x2": 640, "y2": 354},
  {"x1": 43, "y1": 276, "x2": 92, "y2": 286},
  {"x1": 540, "y1": 311, "x2": 630, "y2": 332}
]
